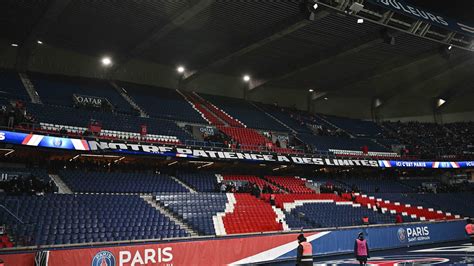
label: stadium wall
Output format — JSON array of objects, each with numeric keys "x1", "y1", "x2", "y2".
[{"x1": 0, "y1": 220, "x2": 468, "y2": 266}]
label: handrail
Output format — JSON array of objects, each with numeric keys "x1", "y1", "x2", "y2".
[{"x1": 0, "y1": 204, "x2": 24, "y2": 224}]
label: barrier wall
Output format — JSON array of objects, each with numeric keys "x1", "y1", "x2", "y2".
[
  {"x1": 0, "y1": 220, "x2": 468, "y2": 266},
  {"x1": 2, "y1": 130, "x2": 474, "y2": 168}
]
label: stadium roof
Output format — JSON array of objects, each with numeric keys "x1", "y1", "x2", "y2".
[{"x1": 1, "y1": 0, "x2": 473, "y2": 119}]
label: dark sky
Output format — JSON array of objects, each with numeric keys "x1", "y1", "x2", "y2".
[{"x1": 406, "y1": 0, "x2": 474, "y2": 24}]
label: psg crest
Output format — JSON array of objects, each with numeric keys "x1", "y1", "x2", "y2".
[
  {"x1": 92, "y1": 250, "x2": 116, "y2": 266},
  {"x1": 397, "y1": 228, "x2": 407, "y2": 243}
]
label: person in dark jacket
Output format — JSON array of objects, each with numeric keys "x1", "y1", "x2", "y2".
[
  {"x1": 296, "y1": 234, "x2": 313, "y2": 266},
  {"x1": 354, "y1": 232, "x2": 369, "y2": 265}
]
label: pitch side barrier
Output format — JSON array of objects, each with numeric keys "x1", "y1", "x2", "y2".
[
  {"x1": 1, "y1": 129, "x2": 474, "y2": 168},
  {"x1": 0, "y1": 219, "x2": 468, "y2": 265}
]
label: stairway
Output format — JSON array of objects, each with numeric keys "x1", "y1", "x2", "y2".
[
  {"x1": 176, "y1": 89, "x2": 212, "y2": 124},
  {"x1": 49, "y1": 174, "x2": 73, "y2": 194},
  {"x1": 141, "y1": 195, "x2": 199, "y2": 237},
  {"x1": 110, "y1": 81, "x2": 148, "y2": 117},
  {"x1": 251, "y1": 102, "x2": 296, "y2": 134},
  {"x1": 190, "y1": 92, "x2": 244, "y2": 127},
  {"x1": 169, "y1": 175, "x2": 197, "y2": 193},
  {"x1": 18, "y1": 73, "x2": 41, "y2": 104}
]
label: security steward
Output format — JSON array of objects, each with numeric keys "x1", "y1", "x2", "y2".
[
  {"x1": 466, "y1": 219, "x2": 474, "y2": 245},
  {"x1": 354, "y1": 232, "x2": 370, "y2": 266},
  {"x1": 296, "y1": 234, "x2": 313, "y2": 266}
]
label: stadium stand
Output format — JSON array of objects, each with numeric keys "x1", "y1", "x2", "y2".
[
  {"x1": 319, "y1": 114, "x2": 384, "y2": 138},
  {"x1": 296, "y1": 134, "x2": 388, "y2": 152},
  {"x1": 120, "y1": 83, "x2": 207, "y2": 124},
  {"x1": 287, "y1": 202, "x2": 396, "y2": 228},
  {"x1": 222, "y1": 193, "x2": 282, "y2": 234},
  {"x1": 222, "y1": 175, "x2": 280, "y2": 192},
  {"x1": 27, "y1": 103, "x2": 190, "y2": 144},
  {"x1": 351, "y1": 194, "x2": 455, "y2": 221},
  {"x1": 59, "y1": 170, "x2": 188, "y2": 193},
  {"x1": 156, "y1": 193, "x2": 227, "y2": 235},
  {"x1": 264, "y1": 176, "x2": 315, "y2": 193},
  {"x1": 200, "y1": 93, "x2": 288, "y2": 132},
  {"x1": 0, "y1": 70, "x2": 29, "y2": 100},
  {"x1": 175, "y1": 172, "x2": 218, "y2": 192},
  {"x1": 29, "y1": 73, "x2": 134, "y2": 114},
  {"x1": 0, "y1": 168, "x2": 57, "y2": 194},
  {"x1": 338, "y1": 178, "x2": 416, "y2": 193},
  {"x1": 0, "y1": 194, "x2": 188, "y2": 245},
  {"x1": 256, "y1": 103, "x2": 312, "y2": 133},
  {"x1": 382, "y1": 121, "x2": 474, "y2": 158},
  {"x1": 372, "y1": 192, "x2": 474, "y2": 219}
]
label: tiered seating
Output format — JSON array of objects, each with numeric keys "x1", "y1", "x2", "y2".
[
  {"x1": 0, "y1": 70, "x2": 29, "y2": 100},
  {"x1": 374, "y1": 193, "x2": 474, "y2": 218},
  {"x1": 223, "y1": 175, "x2": 279, "y2": 191},
  {"x1": 269, "y1": 193, "x2": 345, "y2": 209},
  {"x1": 265, "y1": 176, "x2": 314, "y2": 193},
  {"x1": 284, "y1": 214, "x2": 313, "y2": 229},
  {"x1": 297, "y1": 134, "x2": 388, "y2": 152},
  {"x1": 318, "y1": 114, "x2": 384, "y2": 138},
  {"x1": 0, "y1": 168, "x2": 57, "y2": 193},
  {"x1": 60, "y1": 170, "x2": 188, "y2": 193},
  {"x1": 217, "y1": 126, "x2": 269, "y2": 150},
  {"x1": 222, "y1": 194, "x2": 282, "y2": 234},
  {"x1": 0, "y1": 194, "x2": 188, "y2": 245},
  {"x1": 176, "y1": 172, "x2": 218, "y2": 192},
  {"x1": 186, "y1": 93, "x2": 242, "y2": 127},
  {"x1": 122, "y1": 83, "x2": 206, "y2": 123},
  {"x1": 28, "y1": 104, "x2": 191, "y2": 144},
  {"x1": 194, "y1": 103, "x2": 224, "y2": 125},
  {"x1": 257, "y1": 103, "x2": 312, "y2": 133},
  {"x1": 156, "y1": 193, "x2": 227, "y2": 235},
  {"x1": 288, "y1": 202, "x2": 396, "y2": 228},
  {"x1": 29, "y1": 73, "x2": 133, "y2": 114},
  {"x1": 339, "y1": 178, "x2": 415, "y2": 193},
  {"x1": 201, "y1": 93, "x2": 288, "y2": 131},
  {"x1": 353, "y1": 194, "x2": 453, "y2": 221}
]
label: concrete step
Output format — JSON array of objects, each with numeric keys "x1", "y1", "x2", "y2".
[
  {"x1": 142, "y1": 195, "x2": 199, "y2": 237},
  {"x1": 110, "y1": 81, "x2": 148, "y2": 117},
  {"x1": 18, "y1": 73, "x2": 42, "y2": 104},
  {"x1": 169, "y1": 175, "x2": 197, "y2": 193},
  {"x1": 49, "y1": 174, "x2": 73, "y2": 194}
]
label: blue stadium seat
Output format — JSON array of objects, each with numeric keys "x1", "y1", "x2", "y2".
[
  {"x1": 59, "y1": 170, "x2": 188, "y2": 193},
  {"x1": 0, "y1": 194, "x2": 190, "y2": 246}
]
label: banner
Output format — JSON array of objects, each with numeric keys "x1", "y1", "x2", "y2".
[
  {"x1": 366, "y1": 0, "x2": 474, "y2": 36},
  {"x1": 1, "y1": 130, "x2": 474, "y2": 168},
  {"x1": 72, "y1": 94, "x2": 110, "y2": 109},
  {"x1": 378, "y1": 160, "x2": 474, "y2": 168},
  {"x1": 0, "y1": 220, "x2": 468, "y2": 266}
]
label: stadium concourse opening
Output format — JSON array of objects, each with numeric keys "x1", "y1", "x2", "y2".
[{"x1": 1, "y1": 0, "x2": 474, "y2": 265}]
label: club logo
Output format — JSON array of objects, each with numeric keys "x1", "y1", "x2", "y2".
[
  {"x1": 397, "y1": 228, "x2": 407, "y2": 242},
  {"x1": 52, "y1": 138, "x2": 63, "y2": 147},
  {"x1": 92, "y1": 250, "x2": 116, "y2": 266}
]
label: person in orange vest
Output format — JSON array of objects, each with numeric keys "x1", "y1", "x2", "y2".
[
  {"x1": 354, "y1": 232, "x2": 370, "y2": 266},
  {"x1": 296, "y1": 234, "x2": 313, "y2": 266},
  {"x1": 466, "y1": 219, "x2": 474, "y2": 245}
]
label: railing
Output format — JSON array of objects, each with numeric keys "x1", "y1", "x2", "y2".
[
  {"x1": 0, "y1": 204, "x2": 23, "y2": 225},
  {"x1": 4, "y1": 125, "x2": 474, "y2": 161},
  {"x1": 0, "y1": 217, "x2": 465, "y2": 252}
]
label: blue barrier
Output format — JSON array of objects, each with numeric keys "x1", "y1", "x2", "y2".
[{"x1": 278, "y1": 220, "x2": 469, "y2": 261}]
